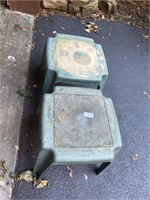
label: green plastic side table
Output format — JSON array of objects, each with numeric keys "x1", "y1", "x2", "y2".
[
  {"x1": 40, "y1": 33, "x2": 108, "y2": 94},
  {"x1": 33, "y1": 87, "x2": 122, "y2": 177}
]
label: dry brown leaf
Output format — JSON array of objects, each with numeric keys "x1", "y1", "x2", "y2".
[
  {"x1": 69, "y1": 170, "x2": 73, "y2": 178},
  {"x1": 88, "y1": 22, "x2": 95, "y2": 26},
  {"x1": 110, "y1": 15, "x2": 115, "y2": 22},
  {"x1": 144, "y1": 91, "x2": 150, "y2": 98},
  {"x1": 84, "y1": 173, "x2": 88, "y2": 180},
  {"x1": 32, "y1": 84, "x2": 38, "y2": 88},
  {"x1": 67, "y1": 165, "x2": 73, "y2": 178},
  {"x1": 8, "y1": 56, "x2": 16, "y2": 62},
  {"x1": 0, "y1": 161, "x2": 9, "y2": 180},
  {"x1": 132, "y1": 154, "x2": 139, "y2": 161},
  {"x1": 2, "y1": 161, "x2": 9, "y2": 173},
  {"x1": 19, "y1": 170, "x2": 33, "y2": 182},
  {"x1": 53, "y1": 31, "x2": 57, "y2": 35},
  {"x1": 85, "y1": 22, "x2": 99, "y2": 33},
  {"x1": 85, "y1": 28, "x2": 91, "y2": 33},
  {"x1": 33, "y1": 178, "x2": 48, "y2": 189},
  {"x1": 94, "y1": 29, "x2": 98, "y2": 33},
  {"x1": 15, "y1": 145, "x2": 19, "y2": 150},
  {"x1": 101, "y1": 15, "x2": 105, "y2": 20},
  {"x1": 66, "y1": 165, "x2": 71, "y2": 171},
  {"x1": 142, "y1": 34, "x2": 149, "y2": 40},
  {"x1": 86, "y1": 24, "x2": 92, "y2": 28},
  {"x1": 31, "y1": 43, "x2": 35, "y2": 50}
]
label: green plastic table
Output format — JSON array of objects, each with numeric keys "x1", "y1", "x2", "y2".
[
  {"x1": 33, "y1": 87, "x2": 122, "y2": 177},
  {"x1": 40, "y1": 33, "x2": 108, "y2": 94}
]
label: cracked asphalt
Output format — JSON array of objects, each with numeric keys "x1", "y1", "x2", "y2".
[{"x1": 13, "y1": 14, "x2": 149, "y2": 200}]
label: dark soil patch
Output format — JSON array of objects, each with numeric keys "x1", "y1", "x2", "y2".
[
  {"x1": 101, "y1": 0, "x2": 149, "y2": 29},
  {"x1": 37, "y1": 0, "x2": 149, "y2": 29}
]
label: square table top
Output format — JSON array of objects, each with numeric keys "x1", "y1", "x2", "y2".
[
  {"x1": 46, "y1": 34, "x2": 108, "y2": 81},
  {"x1": 41, "y1": 87, "x2": 122, "y2": 164}
]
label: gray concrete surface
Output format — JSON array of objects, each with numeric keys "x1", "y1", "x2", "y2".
[
  {"x1": 0, "y1": 8, "x2": 34, "y2": 200},
  {"x1": 13, "y1": 15, "x2": 149, "y2": 200}
]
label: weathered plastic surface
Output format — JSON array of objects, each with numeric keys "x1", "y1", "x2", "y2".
[
  {"x1": 33, "y1": 87, "x2": 122, "y2": 176},
  {"x1": 41, "y1": 33, "x2": 108, "y2": 93}
]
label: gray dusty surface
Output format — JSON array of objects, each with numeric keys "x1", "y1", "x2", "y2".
[
  {"x1": 13, "y1": 15, "x2": 149, "y2": 200},
  {"x1": 0, "y1": 8, "x2": 34, "y2": 200}
]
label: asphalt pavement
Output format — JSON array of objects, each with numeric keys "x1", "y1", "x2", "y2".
[{"x1": 13, "y1": 14, "x2": 150, "y2": 200}]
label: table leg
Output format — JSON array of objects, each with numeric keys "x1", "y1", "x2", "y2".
[
  {"x1": 95, "y1": 162, "x2": 111, "y2": 175},
  {"x1": 33, "y1": 150, "x2": 54, "y2": 178}
]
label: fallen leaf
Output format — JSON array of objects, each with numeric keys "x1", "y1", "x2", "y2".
[
  {"x1": 132, "y1": 154, "x2": 139, "y2": 161},
  {"x1": 101, "y1": 15, "x2": 105, "y2": 20},
  {"x1": 8, "y1": 56, "x2": 16, "y2": 62},
  {"x1": 67, "y1": 165, "x2": 73, "y2": 178},
  {"x1": 57, "y1": 111, "x2": 65, "y2": 123},
  {"x1": 87, "y1": 22, "x2": 95, "y2": 26},
  {"x1": 2, "y1": 162, "x2": 9, "y2": 173},
  {"x1": 15, "y1": 145, "x2": 19, "y2": 150},
  {"x1": 85, "y1": 22, "x2": 99, "y2": 33},
  {"x1": 110, "y1": 15, "x2": 115, "y2": 22},
  {"x1": 84, "y1": 173, "x2": 88, "y2": 180},
  {"x1": 31, "y1": 43, "x2": 35, "y2": 50},
  {"x1": 66, "y1": 165, "x2": 71, "y2": 171},
  {"x1": 33, "y1": 178, "x2": 48, "y2": 189},
  {"x1": 0, "y1": 161, "x2": 9, "y2": 180},
  {"x1": 86, "y1": 24, "x2": 92, "y2": 28},
  {"x1": 144, "y1": 91, "x2": 150, "y2": 98},
  {"x1": 19, "y1": 170, "x2": 33, "y2": 182},
  {"x1": 85, "y1": 28, "x2": 91, "y2": 33},
  {"x1": 142, "y1": 34, "x2": 149, "y2": 39},
  {"x1": 53, "y1": 31, "x2": 57, "y2": 35},
  {"x1": 32, "y1": 84, "x2": 38, "y2": 88},
  {"x1": 94, "y1": 30, "x2": 98, "y2": 33}
]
